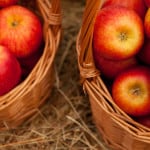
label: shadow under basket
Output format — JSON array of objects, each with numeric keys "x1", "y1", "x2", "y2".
[
  {"x1": 0, "y1": 0, "x2": 61, "y2": 130},
  {"x1": 76, "y1": 0, "x2": 150, "y2": 150}
]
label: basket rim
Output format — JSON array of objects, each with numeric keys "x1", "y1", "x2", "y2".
[
  {"x1": 0, "y1": 0, "x2": 62, "y2": 129},
  {"x1": 76, "y1": 0, "x2": 150, "y2": 138},
  {"x1": 0, "y1": 0, "x2": 61, "y2": 99}
]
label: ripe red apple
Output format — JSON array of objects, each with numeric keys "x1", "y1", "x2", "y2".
[
  {"x1": 144, "y1": 0, "x2": 150, "y2": 8},
  {"x1": 112, "y1": 66, "x2": 150, "y2": 117},
  {"x1": 0, "y1": 0, "x2": 18, "y2": 7},
  {"x1": 19, "y1": 48, "x2": 43, "y2": 78},
  {"x1": 93, "y1": 6, "x2": 144, "y2": 61},
  {"x1": 0, "y1": 45, "x2": 21, "y2": 96},
  {"x1": 144, "y1": 8, "x2": 150, "y2": 38},
  {"x1": 0, "y1": 5, "x2": 43, "y2": 58},
  {"x1": 135, "y1": 115, "x2": 150, "y2": 128},
  {"x1": 93, "y1": 53, "x2": 138, "y2": 79},
  {"x1": 102, "y1": 0, "x2": 147, "y2": 19},
  {"x1": 137, "y1": 39, "x2": 150, "y2": 65}
]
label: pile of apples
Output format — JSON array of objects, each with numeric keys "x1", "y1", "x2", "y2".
[
  {"x1": 0, "y1": 0, "x2": 43, "y2": 96},
  {"x1": 92, "y1": 0, "x2": 150, "y2": 128}
]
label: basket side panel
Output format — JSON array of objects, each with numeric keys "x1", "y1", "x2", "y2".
[
  {"x1": 0, "y1": 0, "x2": 62, "y2": 130},
  {"x1": 89, "y1": 95, "x2": 150, "y2": 150},
  {"x1": 0, "y1": 64, "x2": 55, "y2": 128}
]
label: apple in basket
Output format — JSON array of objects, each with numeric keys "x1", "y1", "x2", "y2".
[
  {"x1": 144, "y1": 0, "x2": 150, "y2": 7},
  {"x1": 102, "y1": 0, "x2": 147, "y2": 19},
  {"x1": 0, "y1": 5, "x2": 43, "y2": 58},
  {"x1": 137, "y1": 39, "x2": 150, "y2": 65},
  {"x1": 93, "y1": 6, "x2": 144, "y2": 61},
  {"x1": 19, "y1": 48, "x2": 43, "y2": 78},
  {"x1": 144, "y1": 8, "x2": 150, "y2": 38},
  {"x1": 0, "y1": 0, "x2": 18, "y2": 7},
  {"x1": 93, "y1": 53, "x2": 138, "y2": 79},
  {"x1": 0, "y1": 45, "x2": 21, "y2": 96},
  {"x1": 135, "y1": 115, "x2": 150, "y2": 128},
  {"x1": 112, "y1": 66, "x2": 150, "y2": 117}
]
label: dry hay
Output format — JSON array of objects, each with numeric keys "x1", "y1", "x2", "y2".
[{"x1": 0, "y1": 0, "x2": 109, "y2": 149}]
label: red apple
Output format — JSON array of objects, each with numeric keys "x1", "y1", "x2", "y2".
[
  {"x1": 137, "y1": 39, "x2": 150, "y2": 65},
  {"x1": 93, "y1": 6, "x2": 144, "y2": 61},
  {"x1": 112, "y1": 66, "x2": 150, "y2": 117},
  {"x1": 144, "y1": 0, "x2": 150, "y2": 8},
  {"x1": 19, "y1": 48, "x2": 43, "y2": 78},
  {"x1": 135, "y1": 115, "x2": 150, "y2": 128},
  {"x1": 0, "y1": 45, "x2": 21, "y2": 96},
  {"x1": 102, "y1": 0, "x2": 147, "y2": 19},
  {"x1": 144, "y1": 8, "x2": 150, "y2": 38},
  {"x1": 0, "y1": 0, "x2": 18, "y2": 7},
  {"x1": 0, "y1": 5, "x2": 43, "y2": 58},
  {"x1": 93, "y1": 53, "x2": 138, "y2": 79}
]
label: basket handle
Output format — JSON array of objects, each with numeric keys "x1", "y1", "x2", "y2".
[
  {"x1": 77, "y1": 0, "x2": 103, "y2": 84},
  {"x1": 37, "y1": 0, "x2": 61, "y2": 38},
  {"x1": 77, "y1": 0, "x2": 137, "y2": 115}
]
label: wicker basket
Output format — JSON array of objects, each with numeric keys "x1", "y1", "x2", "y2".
[
  {"x1": 0, "y1": 0, "x2": 61, "y2": 130},
  {"x1": 76, "y1": 0, "x2": 150, "y2": 150}
]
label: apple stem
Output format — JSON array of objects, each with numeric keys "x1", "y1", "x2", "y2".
[
  {"x1": 119, "y1": 32, "x2": 128, "y2": 41},
  {"x1": 11, "y1": 21, "x2": 19, "y2": 27},
  {"x1": 131, "y1": 87, "x2": 141, "y2": 96}
]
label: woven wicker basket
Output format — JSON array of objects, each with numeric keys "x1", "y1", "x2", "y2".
[
  {"x1": 76, "y1": 0, "x2": 150, "y2": 150},
  {"x1": 0, "y1": 0, "x2": 61, "y2": 130}
]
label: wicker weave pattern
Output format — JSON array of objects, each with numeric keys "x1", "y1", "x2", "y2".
[
  {"x1": 76, "y1": 0, "x2": 150, "y2": 150},
  {"x1": 0, "y1": 0, "x2": 61, "y2": 130}
]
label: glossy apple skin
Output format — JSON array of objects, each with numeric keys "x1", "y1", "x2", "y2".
[
  {"x1": 0, "y1": 0, "x2": 18, "y2": 7},
  {"x1": 144, "y1": 8, "x2": 150, "y2": 38},
  {"x1": 93, "y1": 6, "x2": 144, "y2": 61},
  {"x1": 144, "y1": 0, "x2": 150, "y2": 8},
  {"x1": 19, "y1": 48, "x2": 43, "y2": 78},
  {"x1": 112, "y1": 66, "x2": 150, "y2": 117},
  {"x1": 0, "y1": 45, "x2": 21, "y2": 96},
  {"x1": 137, "y1": 39, "x2": 150, "y2": 65},
  {"x1": 93, "y1": 53, "x2": 138, "y2": 79},
  {"x1": 0, "y1": 5, "x2": 43, "y2": 58},
  {"x1": 135, "y1": 115, "x2": 150, "y2": 128},
  {"x1": 103, "y1": 0, "x2": 147, "y2": 19}
]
